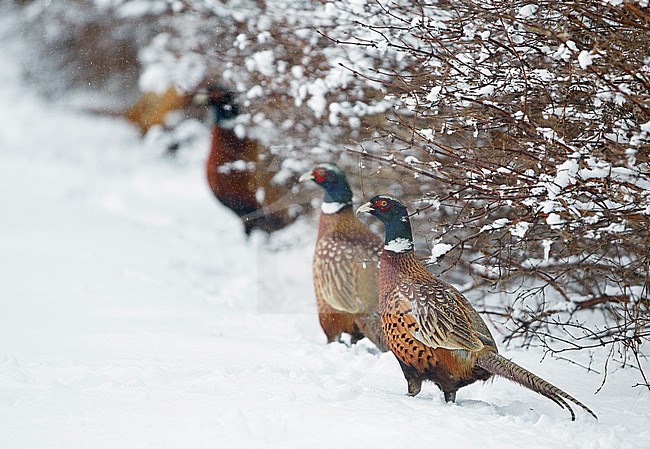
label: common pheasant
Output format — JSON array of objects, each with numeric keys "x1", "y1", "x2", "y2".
[
  {"x1": 300, "y1": 164, "x2": 388, "y2": 351},
  {"x1": 196, "y1": 84, "x2": 293, "y2": 236},
  {"x1": 124, "y1": 86, "x2": 191, "y2": 136},
  {"x1": 357, "y1": 194, "x2": 596, "y2": 420}
]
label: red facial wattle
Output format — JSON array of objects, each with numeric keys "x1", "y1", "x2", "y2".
[
  {"x1": 313, "y1": 169, "x2": 327, "y2": 183},
  {"x1": 373, "y1": 199, "x2": 390, "y2": 213}
]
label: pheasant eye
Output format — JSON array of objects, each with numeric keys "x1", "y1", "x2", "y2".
[{"x1": 374, "y1": 199, "x2": 390, "y2": 212}]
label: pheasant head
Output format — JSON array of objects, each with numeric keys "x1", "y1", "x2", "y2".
[
  {"x1": 194, "y1": 84, "x2": 239, "y2": 123},
  {"x1": 357, "y1": 195, "x2": 414, "y2": 253},
  {"x1": 300, "y1": 163, "x2": 353, "y2": 214}
]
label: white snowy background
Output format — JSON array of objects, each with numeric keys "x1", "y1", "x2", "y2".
[{"x1": 1, "y1": 13, "x2": 649, "y2": 449}]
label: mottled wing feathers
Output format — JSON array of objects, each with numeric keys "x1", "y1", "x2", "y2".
[
  {"x1": 314, "y1": 242, "x2": 362, "y2": 313},
  {"x1": 314, "y1": 234, "x2": 381, "y2": 314},
  {"x1": 397, "y1": 283, "x2": 485, "y2": 352}
]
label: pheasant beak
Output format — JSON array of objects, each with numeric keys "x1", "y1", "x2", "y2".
[
  {"x1": 356, "y1": 202, "x2": 374, "y2": 215},
  {"x1": 299, "y1": 171, "x2": 315, "y2": 183},
  {"x1": 192, "y1": 93, "x2": 209, "y2": 106}
]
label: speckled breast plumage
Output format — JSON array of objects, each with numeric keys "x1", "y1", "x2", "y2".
[{"x1": 379, "y1": 251, "x2": 493, "y2": 392}]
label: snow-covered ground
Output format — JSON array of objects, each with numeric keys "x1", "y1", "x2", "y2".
[{"x1": 1, "y1": 24, "x2": 649, "y2": 449}]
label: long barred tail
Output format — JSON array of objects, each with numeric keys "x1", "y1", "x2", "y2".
[{"x1": 477, "y1": 353, "x2": 597, "y2": 421}]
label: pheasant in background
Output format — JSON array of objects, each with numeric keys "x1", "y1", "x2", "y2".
[
  {"x1": 357, "y1": 195, "x2": 596, "y2": 420},
  {"x1": 300, "y1": 164, "x2": 388, "y2": 351},
  {"x1": 195, "y1": 84, "x2": 294, "y2": 236},
  {"x1": 124, "y1": 86, "x2": 191, "y2": 136}
]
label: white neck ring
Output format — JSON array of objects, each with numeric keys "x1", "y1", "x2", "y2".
[
  {"x1": 384, "y1": 237, "x2": 413, "y2": 253},
  {"x1": 321, "y1": 202, "x2": 351, "y2": 214}
]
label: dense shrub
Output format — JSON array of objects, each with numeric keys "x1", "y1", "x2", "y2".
[{"x1": 10, "y1": 0, "x2": 649, "y2": 387}]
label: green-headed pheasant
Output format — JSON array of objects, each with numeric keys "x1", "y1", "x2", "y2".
[
  {"x1": 357, "y1": 194, "x2": 596, "y2": 420},
  {"x1": 300, "y1": 164, "x2": 388, "y2": 351},
  {"x1": 195, "y1": 84, "x2": 293, "y2": 236}
]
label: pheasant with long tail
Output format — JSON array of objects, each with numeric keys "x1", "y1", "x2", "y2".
[{"x1": 357, "y1": 194, "x2": 597, "y2": 420}]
